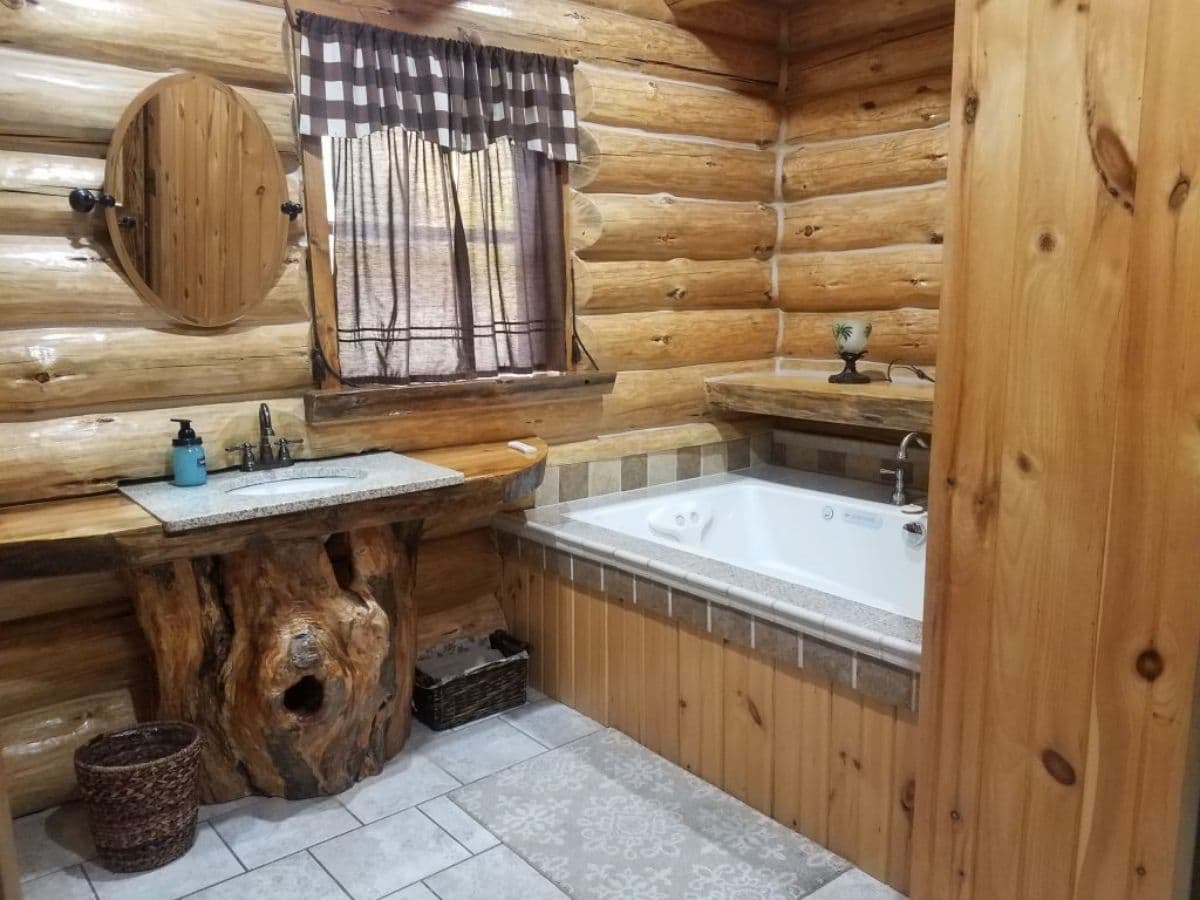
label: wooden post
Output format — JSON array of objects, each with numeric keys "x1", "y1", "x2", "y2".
[
  {"x1": 0, "y1": 756, "x2": 19, "y2": 900},
  {"x1": 130, "y1": 522, "x2": 421, "y2": 802},
  {"x1": 913, "y1": 0, "x2": 1200, "y2": 897}
]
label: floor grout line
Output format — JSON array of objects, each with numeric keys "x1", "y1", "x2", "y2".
[{"x1": 305, "y1": 848, "x2": 357, "y2": 900}]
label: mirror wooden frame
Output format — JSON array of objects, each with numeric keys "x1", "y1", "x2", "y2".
[{"x1": 104, "y1": 72, "x2": 290, "y2": 328}]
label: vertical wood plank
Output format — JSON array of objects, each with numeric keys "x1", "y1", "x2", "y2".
[
  {"x1": 722, "y1": 643, "x2": 774, "y2": 815},
  {"x1": 799, "y1": 672, "x2": 833, "y2": 845},
  {"x1": 525, "y1": 562, "x2": 545, "y2": 692},
  {"x1": 605, "y1": 595, "x2": 643, "y2": 740},
  {"x1": 575, "y1": 584, "x2": 610, "y2": 725},
  {"x1": 771, "y1": 663, "x2": 805, "y2": 833},
  {"x1": 541, "y1": 569, "x2": 561, "y2": 700},
  {"x1": 827, "y1": 683, "x2": 863, "y2": 861},
  {"x1": 639, "y1": 611, "x2": 680, "y2": 763},
  {"x1": 1076, "y1": 3, "x2": 1200, "y2": 897},
  {"x1": 888, "y1": 709, "x2": 918, "y2": 894},
  {"x1": 557, "y1": 578, "x2": 577, "y2": 708},
  {"x1": 0, "y1": 755, "x2": 19, "y2": 900},
  {"x1": 855, "y1": 696, "x2": 897, "y2": 883},
  {"x1": 678, "y1": 625, "x2": 725, "y2": 786}
]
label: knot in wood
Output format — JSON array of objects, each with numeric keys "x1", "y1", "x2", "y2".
[
  {"x1": 963, "y1": 92, "x2": 979, "y2": 125},
  {"x1": 1169, "y1": 177, "x2": 1191, "y2": 211},
  {"x1": 1136, "y1": 648, "x2": 1164, "y2": 681},
  {"x1": 901, "y1": 779, "x2": 916, "y2": 813},
  {"x1": 1041, "y1": 748, "x2": 1076, "y2": 786},
  {"x1": 289, "y1": 630, "x2": 322, "y2": 670}
]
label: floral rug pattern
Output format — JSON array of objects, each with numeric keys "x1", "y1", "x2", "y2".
[{"x1": 451, "y1": 729, "x2": 848, "y2": 899}]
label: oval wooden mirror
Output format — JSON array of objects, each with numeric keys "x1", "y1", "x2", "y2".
[{"x1": 105, "y1": 73, "x2": 290, "y2": 328}]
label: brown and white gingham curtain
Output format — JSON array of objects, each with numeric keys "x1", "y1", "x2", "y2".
[{"x1": 297, "y1": 13, "x2": 579, "y2": 162}]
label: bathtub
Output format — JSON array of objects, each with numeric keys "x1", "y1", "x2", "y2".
[{"x1": 565, "y1": 472, "x2": 926, "y2": 620}]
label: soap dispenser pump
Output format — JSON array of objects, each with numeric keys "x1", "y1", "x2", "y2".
[{"x1": 170, "y1": 418, "x2": 207, "y2": 487}]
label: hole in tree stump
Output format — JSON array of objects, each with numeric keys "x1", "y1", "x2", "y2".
[{"x1": 283, "y1": 675, "x2": 325, "y2": 717}]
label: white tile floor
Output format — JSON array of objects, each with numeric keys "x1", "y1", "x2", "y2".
[{"x1": 13, "y1": 695, "x2": 904, "y2": 899}]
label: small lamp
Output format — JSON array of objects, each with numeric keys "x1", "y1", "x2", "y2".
[{"x1": 829, "y1": 319, "x2": 872, "y2": 384}]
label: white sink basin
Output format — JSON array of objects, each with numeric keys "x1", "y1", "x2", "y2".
[{"x1": 226, "y1": 474, "x2": 363, "y2": 497}]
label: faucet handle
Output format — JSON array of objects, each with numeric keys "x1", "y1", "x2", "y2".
[
  {"x1": 276, "y1": 437, "x2": 303, "y2": 464},
  {"x1": 879, "y1": 466, "x2": 899, "y2": 480},
  {"x1": 225, "y1": 441, "x2": 257, "y2": 471}
]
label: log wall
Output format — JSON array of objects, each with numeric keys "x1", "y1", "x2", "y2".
[
  {"x1": 777, "y1": 0, "x2": 954, "y2": 368},
  {"x1": 0, "y1": 0, "x2": 786, "y2": 820}
]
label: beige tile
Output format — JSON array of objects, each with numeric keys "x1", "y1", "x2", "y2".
[
  {"x1": 588, "y1": 458, "x2": 621, "y2": 497},
  {"x1": 646, "y1": 450, "x2": 677, "y2": 485},
  {"x1": 700, "y1": 442, "x2": 729, "y2": 475},
  {"x1": 534, "y1": 465, "x2": 560, "y2": 507}
]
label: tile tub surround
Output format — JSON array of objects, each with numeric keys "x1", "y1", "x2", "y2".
[
  {"x1": 534, "y1": 433, "x2": 770, "y2": 506},
  {"x1": 772, "y1": 428, "x2": 931, "y2": 493},
  {"x1": 495, "y1": 468, "x2": 923, "y2": 709},
  {"x1": 119, "y1": 451, "x2": 464, "y2": 533}
]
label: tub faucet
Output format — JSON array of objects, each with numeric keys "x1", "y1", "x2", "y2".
[{"x1": 881, "y1": 432, "x2": 929, "y2": 506}]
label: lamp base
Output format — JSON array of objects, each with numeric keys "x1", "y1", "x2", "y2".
[{"x1": 829, "y1": 352, "x2": 871, "y2": 385}]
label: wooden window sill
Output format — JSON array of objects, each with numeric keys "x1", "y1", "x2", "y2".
[{"x1": 304, "y1": 372, "x2": 617, "y2": 424}]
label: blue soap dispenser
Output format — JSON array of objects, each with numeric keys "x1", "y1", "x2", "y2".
[{"x1": 170, "y1": 418, "x2": 207, "y2": 487}]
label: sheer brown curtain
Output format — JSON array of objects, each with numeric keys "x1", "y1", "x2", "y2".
[{"x1": 329, "y1": 129, "x2": 566, "y2": 382}]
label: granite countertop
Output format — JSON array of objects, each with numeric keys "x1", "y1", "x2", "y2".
[
  {"x1": 120, "y1": 452, "x2": 464, "y2": 533},
  {"x1": 494, "y1": 466, "x2": 923, "y2": 670}
]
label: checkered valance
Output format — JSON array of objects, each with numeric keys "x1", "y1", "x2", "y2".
[{"x1": 296, "y1": 13, "x2": 579, "y2": 162}]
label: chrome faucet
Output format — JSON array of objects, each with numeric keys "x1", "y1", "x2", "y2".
[
  {"x1": 881, "y1": 431, "x2": 929, "y2": 506},
  {"x1": 225, "y1": 403, "x2": 303, "y2": 472}
]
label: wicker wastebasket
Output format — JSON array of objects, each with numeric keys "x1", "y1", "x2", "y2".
[{"x1": 73, "y1": 722, "x2": 203, "y2": 873}]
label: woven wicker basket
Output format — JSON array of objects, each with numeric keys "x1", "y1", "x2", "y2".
[
  {"x1": 74, "y1": 722, "x2": 203, "y2": 873},
  {"x1": 413, "y1": 630, "x2": 530, "y2": 731}
]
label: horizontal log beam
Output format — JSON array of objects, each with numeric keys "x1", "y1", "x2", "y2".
[
  {"x1": 575, "y1": 64, "x2": 778, "y2": 145},
  {"x1": 571, "y1": 192, "x2": 777, "y2": 260},
  {"x1": 305, "y1": 373, "x2": 617, "y2": 423},
  {"x1": 572, "y1": 125, "x2": 776, "y2": 201},
  {"x1": 576, "y1": 309, "x2": 777, "y2": 369},
  {"x1": 414, "y1": 530, "x2": 500, "y2": 616},
  {"x1": 0, "y1": 48, "x2": 295, "y2": 154},
  {"x1": 780, "y1": 308, "x2": 938, "y2": 364},
  {"x1": 787, "y1": 24, "x2": 955, "y2": 99},
  {"x1": 0, "y1": 0, "x2": 291, "y2": 90},
  {"x1": 0, "y1": 360, "x2": 773, "y2": 504},
  {"x1": 0, "y1": 605, "x2": 149, "y2": 720},
  {"x1": 0, "y1": 322, "x2": 311, "y2": 417},
  {"x1": 787, "y1": 0, "x2": 954, "y2": 56},
  {"x1": 578, "y1": 0, "x2": 781, "y2": 45},
  {"x1": 1, "y1": 571, "x2": 128, "y2": 624},
  {"x1": 573, "y1": 257, "x2": 773, "y2": 311},
  {"x1": 781, "y1": 183, "x2": 946, "y2": 252},
  {"x1": 0, "y1": 235, "x2": 309, "y2": 328},
  {"x1": 777, "y1": 245, "x2": 943, "y2": 311},
  {"x1": 782, "y1": 125, "x2": 949, "y2": 200},
  {"x1": 292, "y1": 0, "x2": 779, "y2": 93},
  {"x1": 0, "y1": 690, "x2": 138, "y2": 817},
  {"x1": 785, "y1": 71, "x2": 952, "y2": 143}
]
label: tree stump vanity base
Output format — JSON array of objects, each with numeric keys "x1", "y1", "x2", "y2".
[{"x1": 130, "y1": 522, "x2": 421, "y2": 802}]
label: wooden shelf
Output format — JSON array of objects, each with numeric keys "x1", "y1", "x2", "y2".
[
  {"x1": 705, "y1": 372, "x2": 934, "y2": 432},
  {"x1": 0, "y1": 437, "x2": 548, "y2": 580}
]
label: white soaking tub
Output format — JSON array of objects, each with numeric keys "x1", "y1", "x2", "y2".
[{"x1": 566, "y1": 472, "x2": 926, "y2": 620}]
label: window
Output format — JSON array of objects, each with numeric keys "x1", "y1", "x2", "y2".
[{"x1": 296, "y1": 14, "x2": 579, "y2": 385}]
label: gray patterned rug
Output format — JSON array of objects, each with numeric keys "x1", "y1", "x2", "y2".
[{"x1": 451, "y1": 729, "x2": 849, "y2": 899}]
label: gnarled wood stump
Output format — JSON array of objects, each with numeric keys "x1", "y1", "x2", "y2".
[{"x1": 130, "y1": 522, "x2": 420, "y2": 802}]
